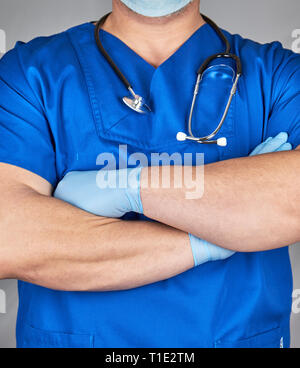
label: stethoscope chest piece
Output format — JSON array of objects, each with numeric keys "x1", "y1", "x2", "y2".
[{"x1": 123, "y1": 94, "x2": 151, "y2": 114}]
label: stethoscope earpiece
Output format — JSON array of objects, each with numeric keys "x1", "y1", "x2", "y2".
[
  {"x1": 216, "y1": 137, "x2": 227, "y2": 147},
  {"x1": 176, "y1": 132, "x2": 227, "y2": 147},
  {"x1": 176, "y1": 132, "x2": 188, "y2": 142}
]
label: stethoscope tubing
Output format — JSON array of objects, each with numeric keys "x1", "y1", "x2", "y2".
[
  {"x1": 94, "y1": 13, "x2": 133, "y2": 91},
  {"x1": 94, "y1": 13, "x2": 242, "y2": 146}
]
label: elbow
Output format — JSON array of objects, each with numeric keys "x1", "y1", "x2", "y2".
[
  {"x1": 0, "y1": 211, "x2": 30, "y2": 280},
  {"x1": 287, "y1": 180, "x2": 300, "y2": 245},
  {"x1": 0, "y1": 248, "x2": 20, "y2": 280},
  {"x1": 0, "y1": 259, "x2": 13, "y2": 280},
  {"x1": 292, "y1": 150, "x2": 300, "y2": 239},
  {"x1": 290, "y1": 211, "x2": 300, "y2": 245},
  {"x1": 0, "y1": 227, "x2": 18, "y2": 280}
]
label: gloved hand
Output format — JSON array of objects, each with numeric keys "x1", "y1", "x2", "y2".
[
  {"x1": 250, "y1": 132, "x2": 292, "y2": 156},
  {"x1": 54, "y1": 167, "x2": 143, "y2": 218},
  {"x1": 189, "y1": 235, "x2": 235, "y2": 266},
  {"x1": 54, "y1": 132, "x2": 292, "y2": 267}
]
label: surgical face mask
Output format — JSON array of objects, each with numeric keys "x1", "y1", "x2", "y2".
[{"x1": 120, "y1": 0, "x2": 193, "y2": 18}]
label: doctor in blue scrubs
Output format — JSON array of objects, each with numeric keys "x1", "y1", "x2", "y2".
[{"x1": 0, "y1": 0, "x2": 300, "y2": 348}]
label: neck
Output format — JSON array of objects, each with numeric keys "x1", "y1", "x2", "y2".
[{"x1": 101, "y1": 0, "x2": 204, "y2": 68}]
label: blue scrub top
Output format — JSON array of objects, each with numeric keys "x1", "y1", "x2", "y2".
[{"x1": 0, "y1": 21, "x2": 300, "y2": 348}]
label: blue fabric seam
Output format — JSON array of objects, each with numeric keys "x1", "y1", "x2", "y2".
[
  {"x1": 66, "y1": 29, "x2": 103, "y2": 141},
  {"x1": 14, "y1": 43, "x2": 59, "y2": 180},
  {"x1": 14, "y1": 45, "x2": 48, "y2": 118}
]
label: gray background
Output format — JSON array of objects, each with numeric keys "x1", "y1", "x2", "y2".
[{"x1": 0, "y1": 0, "x2": 299, "y2": 348}]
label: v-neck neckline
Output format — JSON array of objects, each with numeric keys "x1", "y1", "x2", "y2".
[
  {"x1": 72, "y1": 21, "x2": 227, "y2": 150},
  {"x1": 90, "y1": 21, "x2": 210, "y2": 73}
]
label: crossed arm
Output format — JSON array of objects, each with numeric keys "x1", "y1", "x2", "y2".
[
  {"x1": 0, "y1": 141, "x2": 299, "y2": 291},
  {"x1": 141, "y1": 148, "x2": 300, "y2": 252},
  {"x1": 0, "y1": 163, "x2": 194, "y2": 291}
]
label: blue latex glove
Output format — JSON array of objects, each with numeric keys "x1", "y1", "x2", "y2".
[
  {"x1": 250, "y1": 132, "x2": 292, "y2": 156},
  {"x1": 54, "y1": 132, "x2": 292, "y2": 267},
  {"x1": 55, "y1": 167, "x2": 143, "y2": 218},
  {"x1": 189, "y1": 235, "x2": 235, "y2": 266}
]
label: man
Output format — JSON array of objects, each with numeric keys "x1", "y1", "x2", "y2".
[{"x1": 0, "y1": 0, "x2": 299, "y2": 348}]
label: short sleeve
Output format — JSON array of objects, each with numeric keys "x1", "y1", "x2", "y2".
[
  {"x1": 0, "y1": 43, "x2": 57, "y2": 185},
  {"x1": 267, "y1": 48, "x2": 300, "y2": 148}
]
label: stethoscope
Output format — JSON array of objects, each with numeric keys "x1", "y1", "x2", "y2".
[{"x1": 94, "y1": 14, "x2": 242, "y2": 147}]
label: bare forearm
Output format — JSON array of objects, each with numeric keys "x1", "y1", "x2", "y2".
[
  {"x1": 0, "y1": 187, "x2": 193, "y2": 291},
  {"x1": 140, "y1": 151, "x2": 300, "y2": 252}
]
